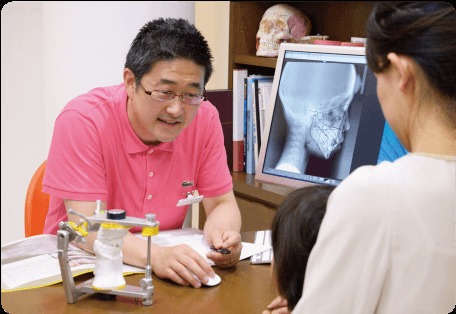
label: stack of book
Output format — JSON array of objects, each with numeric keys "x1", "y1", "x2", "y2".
[{"x1": 232, "y1": 69, "x2": 273, "y2": 174}]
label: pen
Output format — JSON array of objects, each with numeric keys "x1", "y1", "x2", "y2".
[{"x1": 210, "y1": 246, "x2": 231, "y2": 255}]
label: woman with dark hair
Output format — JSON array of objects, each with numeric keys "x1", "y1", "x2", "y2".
[{"x1": 291, "y1": 2, "x2": 456, "y2": 313}]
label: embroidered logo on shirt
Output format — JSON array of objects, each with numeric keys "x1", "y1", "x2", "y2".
[{"x1": 181, "y1": 181, "x2": 194, "y2": 188}]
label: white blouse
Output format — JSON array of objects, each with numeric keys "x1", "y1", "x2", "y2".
[{"x1": 293, "y1": 154, "x2": 456, "y2": 314}]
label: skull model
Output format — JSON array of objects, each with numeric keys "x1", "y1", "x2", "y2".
[{"x1": 256, "y1": 4, "x2": 312, "y2": 57}]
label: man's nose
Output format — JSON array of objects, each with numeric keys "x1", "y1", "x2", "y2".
[{"x1": 166, "y1": 96, "x2": 185, "y2": 116}]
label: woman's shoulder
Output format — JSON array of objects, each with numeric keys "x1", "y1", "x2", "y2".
[
  {"x1": 336, "y1": 157, "x2": 398, "y2": 189},
  {"x1": 329, "y1": 156, "x2": 407, "y2": 208},
  {"x1": 339, "y1": 153, "x2": 448, "y2": 185},
  {"x1": 332, "y1": 153, "x2": 455, "y2": 205}
]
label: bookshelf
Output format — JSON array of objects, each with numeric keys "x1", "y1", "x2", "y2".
[{"x1": 227, "y1": 1, "x2": 375, "y2": 230}]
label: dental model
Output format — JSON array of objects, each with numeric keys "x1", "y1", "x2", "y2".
[{"x1": 92, "y1": 210, "x2": 129, "y2": 290}]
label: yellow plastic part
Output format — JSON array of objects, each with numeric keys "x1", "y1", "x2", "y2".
[
  {"x1": 142, "y1": 225, "x2": 159, "y2": 237},
  {"x1": 68, "y1": 221, "x2": 89, "y2": 237},
  {"x1": 100, "y1": 222, "x2": 129, "y2": 230},
  {"x1": 92, "y1": 283, "x2": 126, "y2": 291}
]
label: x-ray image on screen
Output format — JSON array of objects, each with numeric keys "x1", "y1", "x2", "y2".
[
  {"x1": 274, "y1": 61, "x2": 362, "y2": 175},
  {"x1": 262, "y1": 58, "x2": 379, "y2": 185}
]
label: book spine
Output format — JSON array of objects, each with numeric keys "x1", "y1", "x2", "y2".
[
  {"x1": 258, "y1": 81, "x2": 273, "y2": 144},
  {"x1": 258, "y1": 86, "x2": 265, "y2": 142},
  {"x1": 252, "y1": 79, "x2": 259, "y2": 172},
  {"x1": 253, "y1": 79, "x2": 262, "y2": 153},
  {"x1": 243, "y1": 77, "x2": 248, "y2": 172},
  {"x1": 232, "y1": 69, "x2": 248, "y2": 172},
  {"x1": 245, "y1": 76, "x2": 255, "y2": 174}
]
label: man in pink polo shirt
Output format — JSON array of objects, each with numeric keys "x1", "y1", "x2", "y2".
[{"x1": 42, "y1": 18, "x2": 242, "y2": 288}]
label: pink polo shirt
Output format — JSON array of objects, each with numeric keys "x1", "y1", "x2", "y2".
[{"x1": 42, "y1": 83, "x2": 232, "y2": 234}]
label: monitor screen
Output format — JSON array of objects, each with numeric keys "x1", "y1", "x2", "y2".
[{"x1": 255, "y1": 43, "x2": 406, "y2": 188}]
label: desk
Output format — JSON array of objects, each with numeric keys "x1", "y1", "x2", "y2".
[{"x1": 1, "y1": 233, "x2": 277, "y2": 313}]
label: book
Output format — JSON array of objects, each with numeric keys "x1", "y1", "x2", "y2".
[
  {"x1": 1, "y1": 234, "x2": 144, "y2": 292},
  {"x1": 232, "y1": 69, "x2": 248, "y2": 172},
  {"x1": 251, "y1": 79, "x2": 259, "y2": 170},
  {"x1": 1, "y1": 229, "x2": 271, "y2": 292},
  {"x1": 246, "y1": 75, "x2": 273, "y2": 174},
  {"x1": 244, "y1": 75, "x2": 256, "y2": 174},
  {"x1": 258, "y1": 81, "x2": 273, "y2": 144},
  {"x1": 253, "y1": 77, "x2": 273, "y2": 158},
  {"x1": 243, "y1": 77, "x2": 248, "y2": 172}
]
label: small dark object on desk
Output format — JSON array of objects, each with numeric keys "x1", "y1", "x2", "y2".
[{"x1": 210, "y1": 246, "x2": 231, "y2": 255}]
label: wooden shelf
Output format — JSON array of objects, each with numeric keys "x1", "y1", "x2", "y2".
[
  {"x1": 232, "y1": 172, "x2": 293, "y2": 208},
  {"x1": 228, "y1": 1, "x2": 375, "y2": 88},
  {"x1": 233, "y1": 54, "x2": 277, "y2": 69}
]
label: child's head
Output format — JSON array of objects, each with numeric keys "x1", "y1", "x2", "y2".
[{"x1": 271, "y1": 184, "x2": 335, "y2": 310}]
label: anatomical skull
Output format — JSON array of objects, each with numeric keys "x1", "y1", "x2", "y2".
[{"x1": 256, "y1": 4, "x2": 312, "y2": 57}]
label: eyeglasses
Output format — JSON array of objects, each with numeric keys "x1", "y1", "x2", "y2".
[{"x1": 139, "y1": 82, "x2": 206, "y2": 106}]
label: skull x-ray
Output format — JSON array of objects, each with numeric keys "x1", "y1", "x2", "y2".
[{"x1": 275, "y1": 61, "x2": 361, "y2": 174}]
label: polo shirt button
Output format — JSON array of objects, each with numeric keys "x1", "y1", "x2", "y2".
[
  {"x1": 148, "y1": 149, "x2": 153, "y2": 154},
  {"x1": 147, "y1": 194, "x2": 152, "y2": 200},
  {"x1": 149, "y1": 171, "x2": 154, "y2": 177}
]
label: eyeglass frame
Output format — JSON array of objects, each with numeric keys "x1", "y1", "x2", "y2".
[{"x1": 138, "y1": 82, "x2": 207, "y2": 106}]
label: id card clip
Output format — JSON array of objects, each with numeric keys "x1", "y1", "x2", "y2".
[{"x1": 177, "y1": 191, "x2": 204, "y2": 207}]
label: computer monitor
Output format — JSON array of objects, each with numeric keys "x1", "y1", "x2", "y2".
[{"x1": 255, "y1": 43, "x2": 406, "y2": 188}]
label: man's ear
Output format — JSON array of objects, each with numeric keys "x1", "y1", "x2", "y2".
[
  {"x1": 386, "y1": 52, "x2": 414, "y2": 92},
  {"x1": 123, "y1": 68, "x2": 136, "y2": 95}
]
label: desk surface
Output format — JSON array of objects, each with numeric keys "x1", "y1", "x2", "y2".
[{"x1": 1, "y1": 233, "x2": 276, "y2": 313}]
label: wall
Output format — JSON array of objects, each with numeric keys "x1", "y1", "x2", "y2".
[
  {"x1": 1, "y1": 1, "x2": 229, "y2": 244},
  {"x1": 195, "y1": 2, "x2": 229, "y2": 90}
]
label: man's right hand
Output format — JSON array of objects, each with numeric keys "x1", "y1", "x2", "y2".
[{"x1": 151, "y1": 243, "x2": 216, "y2": 288}]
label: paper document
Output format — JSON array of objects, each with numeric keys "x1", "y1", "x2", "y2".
[{"x1": 142, "y1": 228, "x2": 272, "y2": 266}]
